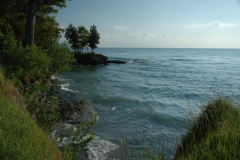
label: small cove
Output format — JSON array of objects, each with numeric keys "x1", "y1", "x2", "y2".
[{"x1": 58, "y1": 48, "x2": 240, "y2": 159}]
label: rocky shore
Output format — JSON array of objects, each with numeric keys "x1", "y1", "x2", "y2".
[
  {"x1": 50, "y1": 79, "x2": 96, "y2": 148},
  {"x1": 74, "y1": 53, "x2": 126, "y2": 65}
]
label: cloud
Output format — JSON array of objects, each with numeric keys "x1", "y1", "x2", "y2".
[
  {"x1": 213, "y1": 34, "x2": 233, "y2": 38},
  {"x1": 211, "y1": 21, "x2": 234, "y2": 28},
  {"x1": 200, "y1": 37, "x2": 209, "y2": 41},
  {"x1": 113, "y1": 26, "x2": 128, "y2": 30},
  {"x1": 102, "y1": 32, "x2": 122, "y2": 39},
  {"x1": 185, "y1": 21, "x2": 234, "y2": 29},
  {"x1": 185, "y1": 24, "x2": 204, "y2": 29},
  {"x1": 124, "y1": 32, "x2": 157, "y2": 40}
]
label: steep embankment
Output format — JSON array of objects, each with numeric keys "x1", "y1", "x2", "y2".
[
  {"x1": 175, "y1": 97, "x2": 240, "y2": 160},
  {"x1": 0, "y1": 70, "x2": 62, "y2": 160}
]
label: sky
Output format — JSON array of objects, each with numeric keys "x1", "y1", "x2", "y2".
[{"x1": 56, "y1": 0, "x2": 240, "y2": 48}]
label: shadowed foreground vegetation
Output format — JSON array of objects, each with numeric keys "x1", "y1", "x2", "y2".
[
  {"x1": 0, "y1": 70, "x2": 63, "y2": 160},
  {"x1": 175, "y1": 97, "x2": 240, "y2": 160}
]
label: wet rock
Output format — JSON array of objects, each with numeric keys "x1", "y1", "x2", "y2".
[
  {"x1": 74, "y1": 53, "x2": 108, "y2": 65},
  {"x1": 107, "y1": 60, "x2": 126, "y2": 64}
]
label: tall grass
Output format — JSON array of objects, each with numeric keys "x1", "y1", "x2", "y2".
[
  {"x1": 175, "y1": 97, "x2": 240, "y2": 160},
  {"x1": 0, "y1": 69, "x2": 62, "y2": 160},
  {"x1": 0, "y1": 68, "x2": 22, "y2": 104}
]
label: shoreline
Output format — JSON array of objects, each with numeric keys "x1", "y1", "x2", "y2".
[
  {"x1": 50, "y1": 77, "x2": 120, "y2": 159},
  {"x1": 50, "y1": 78, "x2": 97, "y2": 159}
]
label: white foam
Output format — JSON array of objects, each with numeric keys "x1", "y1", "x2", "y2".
[
  {"x1": 96, "y1": 116, "x2": 100, "y2": 121},
  {"x1": 60, "y1": 83, "x2": 69, "y2": 87},
  {"x1": 87, "y1": 136, "x2": 118, "y2": 160},
  {"x1": 127, "y1": 60, "x2": 134, "y2": 64},
  {"x1": 51, "y1": 75, "x2": 59, "y2": 80},
  {"x1": 111, "y1": 107, "x2": 116, "y2": 111}
]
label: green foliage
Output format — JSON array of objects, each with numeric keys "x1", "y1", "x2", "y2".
[
  {"x1": 0, "y1": 1, "x2": 96, "y2": 159},
  {"x1": 78, "y1": 26, "x2": 89, "y2": 53},
  {"x1": 65, "y1": 24, "x2": 100, "y2": 54},
  {"x1": 24, "y1": 83, "x2": 60, "y2": 130},
  {"x1": 65, "y1": 24, "x2": 80, "y2": 53},
  {"x1": 120, "y1": 132, "x2": 164, "y2": 160},
  {"x1": 88, "y1": 25, "x2": 100, "y2": 52},
  {"x1": 24, "y1": 0, "x2": 71, "y2": 46},
  {"x1": 0, "y1": 71, "x2": 62, "y2": 160},
  {"x1": 0, "y1": 25, "x2": 18, "y2": 68},
  {"x1": 57, "y1": 117, "x2": 95, "y2": 160},
  {"x1": 0, "y1": 67, "x2": 22, "y2": 104},
  {"x1": 1, "y1": 40, "x2": 74, "y2": 83},
  {"x1": 36, "y1": 15, "x2": 64, "y2": 49},
  {"x1": 8, "y1": 45, "x2": 51, "y2": 83},
  {"x1": 175, "y1": 97, "x2": 240, "y2": 160},
  {"x1": 0, "y1": 0, "x2": 28, "y2": 44},
  {"x1": 63, "y1": 145, "x2": 75, "y2": 160},
  {"x1": 47, "y1": 41, "x2": 75, "y2": 74}
]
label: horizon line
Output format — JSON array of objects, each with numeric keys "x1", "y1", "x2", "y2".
[{"x1": 97, "y1": 47, "x2": 240, "y2": 49}]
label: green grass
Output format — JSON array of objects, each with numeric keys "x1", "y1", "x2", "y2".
[
  {"x1": 0, "y1": 69, "x2": 62, "y2": 160},
  {"x1": 175, "y1": 97, "x2": 240, "y2": 160}
]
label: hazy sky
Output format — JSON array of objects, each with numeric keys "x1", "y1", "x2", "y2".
[{"x1": 56, "y1": 0, "x2": 240, "y2": 48}]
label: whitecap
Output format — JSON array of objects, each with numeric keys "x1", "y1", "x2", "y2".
[
  {"x1": 61, "y1": 85, "x2": 78, "y2": 93},
  {"x1": 87, "y1": 136, "x2": 118, "y2": 160},
  {"x1": 127, "y1": 60, "x2": 133, "y2": 64}
]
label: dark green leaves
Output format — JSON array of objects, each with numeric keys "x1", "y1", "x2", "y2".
[{"x1": 89, "y1": 25, "x2": 100, "y2": 52}]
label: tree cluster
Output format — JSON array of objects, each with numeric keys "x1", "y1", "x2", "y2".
[
  {"x1": 65, "y1": 24, "x2": 100, "y2": 53},
  {"x1": 0, "y1": 1, "x2": 95, "y2": 154},
  {"x1": 0, "y1": 0, "x2": 74, "y2": 81},
  {"x1": 0, "y1": 0, "x2": 74, "y2": 128}
]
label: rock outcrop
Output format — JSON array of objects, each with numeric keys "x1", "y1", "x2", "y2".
[
  {"x1": 74, "y1": 53, "x2": 108, "y2": 65},
  {"x1": 107, "y1": 60, "x2": 126, "y2": 64}
]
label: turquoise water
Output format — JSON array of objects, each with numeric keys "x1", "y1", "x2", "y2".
[{"x1": 60, "y1": 48, "x2": 240, "y2": 158}]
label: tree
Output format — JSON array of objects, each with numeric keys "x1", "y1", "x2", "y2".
[
  {"x1": 36, "y1": 15, "x2": 63, "y2": 49},
  {"x1": 88, "y1": 25, "x2": 100, "y2": 53},
  {"x1": 78, "y1": 26, "x2": 89, "y2": 53},
  {"x1": 64, "y1": 24, "x2": 80, "y2": 53},
  {"x1": 0, "y1": 0, "x2": 28, "y2": 45},
  {"x1": 24, "y1": 0, "x2": 70, "y2": 46}
]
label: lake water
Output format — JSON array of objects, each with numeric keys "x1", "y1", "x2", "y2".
[{"x1": 58, "y1": 48, "x2": 240, "y2": 159}]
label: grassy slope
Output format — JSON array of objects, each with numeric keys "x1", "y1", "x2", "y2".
[
  {"x1": 0, "y1": 70, "x2": 62, "y2": 160},
  {"x1": 175, "y1": 98, "x2": 240, "y2": 160}
]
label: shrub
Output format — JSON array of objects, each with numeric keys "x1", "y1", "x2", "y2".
[
  {"x1": 0, "y1": 24, "x2": 18, "y2": 70},
  {"x1": 47, "y1": 41, "x2": 75, "y2": 74},
  {"x1": 1, "y1": 45, "x2": 51, "y2": 83},
  {"x1": 24, "y1": 83, "x2": 60, "y2": 130}
]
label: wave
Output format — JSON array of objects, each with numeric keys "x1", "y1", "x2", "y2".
[
  {"x1": 51, "y1": 75, "x2": 78, "y2": 93},
  {"x1": 126, "y1": 59, "x2": 151, "y2": 64},
  {"x1": 87, "y1": 136, "x2": 118, "y2": 159}
]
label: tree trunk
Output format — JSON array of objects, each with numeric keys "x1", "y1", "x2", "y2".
[{"x1": 24, "y1": 0, "x2": 39, "y2": 47}]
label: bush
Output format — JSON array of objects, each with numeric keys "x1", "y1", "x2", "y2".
[
  {"x1": 1, "y1": 38, "x2": 74, "y2": 84},
  {"x1": 47, "y1": 41, "x2": 75, "y2": 74},
  {"x1": 1, "y1": 45, "x2": 51, "y2": 83},
  {"x1": 24, "y1": 83, "x2": 60, "y2": 130},
  {"x1": 0, "y1": 24, "x2": 18, "y2": 70}
]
